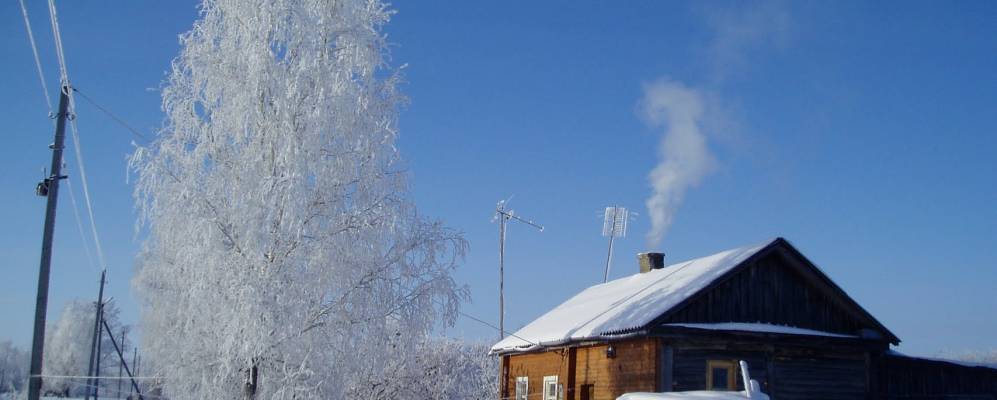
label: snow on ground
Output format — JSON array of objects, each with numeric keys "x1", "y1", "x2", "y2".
[{"x1": 618, "y1": 391, "x2": 768, "y2": 400}]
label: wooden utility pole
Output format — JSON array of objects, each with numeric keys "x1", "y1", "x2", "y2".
[{"x1": 26, "y1": 85, "x2": 71, "y2": 400}]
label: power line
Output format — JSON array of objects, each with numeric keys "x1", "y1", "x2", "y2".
[
  {"x1": 46, "y1": 1, "x2": 107, "y2": 271},
  {"x1": 32, "y1": 375, "x2": 162, "y2": 381},
  {"x1": 19, "y1": 2, "x2": 101, "y2": 274},
  {"x1": 17, "y1": 0, "x2": 53, "y2": 113},
  {"x1": 46, "y1": 0, "x2": 69, "y2": 87},
  {"x1": 65, "y1": 176, "x2": 97, "y2": 271},
  {"x1": 73, "y1": 87, "x2": 151, "y2": 143}
]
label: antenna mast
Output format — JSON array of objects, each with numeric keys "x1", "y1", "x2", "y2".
[
  {"x1": 601, "y1": 206, "x2": 632, "y2": 283},
  {"x1": 494, "y1": 199, "x2": 543, "y2": 340}
]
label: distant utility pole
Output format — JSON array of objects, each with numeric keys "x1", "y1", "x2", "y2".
[
  {"x1": 85, "y1": 270, "x2": 107, "y2": 400},
  {"x1": 26, "y1": 85, "x2": 71, "y2": 400},
  {"x1": 117, "y1": 329, "x2": 125, "y2": 397},
  {"x1": 494, "y1": 199, "x2": 543, "y2": 340},
  {"x1": 130, "y1": 348, "x2": 137, "y2": 399},
  {"x1": 601, "y1": 206, "x2": 632, "y2": 283},
  {"x1": 102, "y1": 318, "x2": 143, "y2": 400}
]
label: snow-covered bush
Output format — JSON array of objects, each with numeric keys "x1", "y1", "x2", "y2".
[{"x1": 129, "y1": 0, "x2": 467, "y2": 398}]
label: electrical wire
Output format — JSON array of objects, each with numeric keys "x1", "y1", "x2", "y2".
[
  {"x1": 62, "y1": 379, "x2": 165, "y2": 400},
  {"x1": 73, "y1": 87, "x2": 151, "y2": 143},
  {"x1": 46, "y1": 0, "x2": 69, "y2": 87},
  {"x1": 65, "y1": 176, "x2": 97, "y2": 271},
  {"x1": 18, "y1": 0, "x2": 53, "y2": 113},
  {"x1": 47, "y1": 0, "x2": 108, "y2": 271},
  {"x1": 32, "y1": 374, "x2": 163, "y2": 381},
  {"x1": 20, "y1": 0, "x2": 100, "y2": 274}
]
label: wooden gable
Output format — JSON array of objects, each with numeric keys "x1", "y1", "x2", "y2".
[{"x1": 653, "y1": 238, "x2": 899, "y2": 344}]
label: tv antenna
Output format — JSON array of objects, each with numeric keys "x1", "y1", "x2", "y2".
[
  {"x1": 493, "y1": 198, "x2": 543, "y2": 340},
  {"x1": 601, "y1": 206, "x2": 635, "y2": 283}
]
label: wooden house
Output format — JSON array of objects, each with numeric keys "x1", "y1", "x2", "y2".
[{"x1": 491, "y1": 238, "x2": 997, "y2": 400}]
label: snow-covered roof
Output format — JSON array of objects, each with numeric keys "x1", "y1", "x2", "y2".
[
  {"x1": 886, "y1": 350, "x2": 997, "y2": 370},
  {"x1": 662, "y1": 322, "x2": 857, "y2": 338},
  {"x1": 491, "y1": 239, "x2": 777, "y2": 354}
]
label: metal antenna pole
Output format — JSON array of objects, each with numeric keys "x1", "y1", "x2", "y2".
[
  {"x1": 603, "y1": 207, "x2": 619, "y2": 283},
  {"x1": 604, "y1": 234, "x2": 616, "y2": 283},
  {"x1": 27, "y1": 85, "x2": 71, "y2": 400},
  {"x1": 498, "y1": 211, "x2": 506, "y2": 340},
  {"x1": 85, "y1": 270, "x2": 106, "y2": 400},
  {"x1": 494, "y1": 200, "x2": 543, "y2": 340},
  {"x1": 601, "y1": 206, "x2": 633, "y2": 283}
]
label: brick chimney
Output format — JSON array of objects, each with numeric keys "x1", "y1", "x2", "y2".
[{"x1": 638, "y1": 252, "x2": 665, "y2": 273}]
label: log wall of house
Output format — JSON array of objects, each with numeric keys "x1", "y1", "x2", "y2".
[
  {"x1": 503, "y1": 349, "x2": 570, "y2": 400},
  {"x1": 877, "y1": 354, "x2": 997, "y2": 399},
  {"x1": 502, "y1": 338, "x2": 658, "y2": 400},
  {"x1": 573, "y1": 339, "x2": 658, "y2": 399},
  {"x1": 670, "y1": 347, "x2": 770, "y2": 392},
  {"x1": 661, "y1": 251, "x2": 869, "y2": 337},
  {"x1": 668, "y1": 342, "x2": 867, "y2": 400}
]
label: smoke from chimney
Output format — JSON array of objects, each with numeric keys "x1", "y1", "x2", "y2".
[{"x1": 640, "y1": 79, "x2": 715, "y2": 248}]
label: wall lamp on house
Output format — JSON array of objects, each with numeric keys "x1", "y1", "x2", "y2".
[{"x1": 606, "y1": 345, "x2": 616, "y2": 359}]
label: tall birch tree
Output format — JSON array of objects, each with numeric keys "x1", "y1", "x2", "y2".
[{"x1": 129, "y1": 0, "x2": 467, "y2": 398}]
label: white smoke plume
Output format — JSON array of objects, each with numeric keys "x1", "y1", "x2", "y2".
[
  {"x1": 641, "y1": 2, "x2": 789, "y2": 247},
  {"x1": 641, "y1": 79, "x2": 715, "y2": 248}
]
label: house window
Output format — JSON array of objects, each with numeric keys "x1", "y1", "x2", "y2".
[
  {"x1": 706, "y1": 360, "x2": 736, "y2": 390},
  {"x1": 515, "y1": 377, "x2": 528, "y2": 400},
  {"x1": 542, "y1": 375, "x2": 558, "y2": 400}
]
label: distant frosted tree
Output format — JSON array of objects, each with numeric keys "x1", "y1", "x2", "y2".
[
  {"x1": 129, "y1": 0, "x2": 467, "y2": 398},
  {"x1": 40, "y1": 300, "x2": 126, "y2": 397},
  {"x1": 0, "y1": 341, "x2": 29, "y2": 394}
]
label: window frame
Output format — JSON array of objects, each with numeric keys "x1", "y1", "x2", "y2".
[
  {"x1": 542, "y1": 375, "x2": 558, "y2": 400},
  {"x1": 705, "y1": 360, "x2": 737, "y2": 391},
  {"x1": 515, "y1": 376, "x2": 529, "y2": 400}
]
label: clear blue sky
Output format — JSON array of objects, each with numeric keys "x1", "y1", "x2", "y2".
[{"x1": 2, "y1": 1, "x2": 995, "y2": 358}]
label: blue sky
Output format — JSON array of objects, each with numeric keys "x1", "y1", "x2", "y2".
[{"x1": 2, "y1": 1, "x2": 995, "y2": 358}]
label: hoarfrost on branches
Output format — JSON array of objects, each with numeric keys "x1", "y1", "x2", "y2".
[
  {"x1": 41, "y1": 299, "x2": 126, "y2": 397},
  {"x1": 128, "y1": 0, "x2": 468, "y2": 398}
]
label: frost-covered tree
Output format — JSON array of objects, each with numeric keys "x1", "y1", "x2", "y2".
[
  {"x1": 0, "y1": 341, "x2": 29, "y2": 394},
  {"x1": 41, "y1": 299, "x2": 126, "y2": 397},
  {"x1": 407, "y1": 340, "x2": 498, "y2": 400},
  {"x1": 128, "y1": 0, "x2": 467, "y2": 398}
]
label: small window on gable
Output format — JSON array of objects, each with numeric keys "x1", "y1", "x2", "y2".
[
  {"x1": 515, "y1": 376, "x2": 528, "y2": 400},
  {"x1": 706, "y1": 360, "x2": 736, "y2": 391}
]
